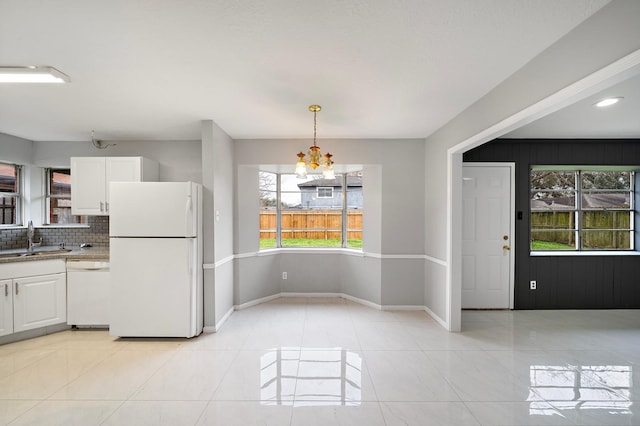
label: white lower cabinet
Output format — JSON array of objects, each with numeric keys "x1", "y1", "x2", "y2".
[
  {"x1": 13, "y1": 273, "x2": 66, "y2": 333},
  {"x1": 0, "y1": 260, "x2": 67, "y2": 337},
  {"x1": 0, "y1": 279, "x2": 13, "y2": 337}
]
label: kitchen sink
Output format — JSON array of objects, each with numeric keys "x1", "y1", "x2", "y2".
[
  {"x1": 0, "y1": 248, "x2": 73, "y2": 259},
  {"x1": 0, "y1": 253, "x2": 25, "y2": 259}
]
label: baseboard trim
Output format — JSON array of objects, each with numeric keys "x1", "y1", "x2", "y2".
[
  {"x1": 381, "y1": 305, "x2": 425, "y2": 311},
  {"x1": 280, "y1": 292, "x2": 343, "y2": 299},
  {"x1": 234, "y1": 292, "x2": 437, "y2": 313},
  {"x1": 230, "y1": 293, "x2": 449, "y2": 331},
  {"x1": 207, "y1": 306, "x2": 235, "y2": 332},
  {"x1": 235, "y1": 293, "x2": 281, "y2": 310},
  {"x1": 340, "y1": 293, "x2": 382, "y2": 310},
  {"x1": 424, "y1": 305, "x2": 449, "y2": 330},
  {"x1": 0, "y1": 323, "x2": 71, "y2": 346}
]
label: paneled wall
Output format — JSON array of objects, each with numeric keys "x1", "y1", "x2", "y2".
[{"x1": 464, "y1": 139, "x2": 640, "y2": 309}]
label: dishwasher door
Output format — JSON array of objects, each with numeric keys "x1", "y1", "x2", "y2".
[{"x1": 67, "y1": 261, "x2": 110, "y2": 327}]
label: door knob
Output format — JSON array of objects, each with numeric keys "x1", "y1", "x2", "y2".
[{"x1": 502, "y1": 245, "x2": 510, "y2": 251}]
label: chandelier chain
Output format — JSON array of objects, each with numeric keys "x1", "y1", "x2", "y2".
[{"x1": 313, "y1": 109, "x2": 318, "y2": 147}]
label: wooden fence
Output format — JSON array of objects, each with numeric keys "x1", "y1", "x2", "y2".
[
  {"x1": 260, "y1": 210, "x2": 362, "y2": 240},
  {"x1": 531, "y1": 211, "x2": 630, "y2": 249}
]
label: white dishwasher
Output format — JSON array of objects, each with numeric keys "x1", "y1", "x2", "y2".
[{"x1": 66, "y1": 260, "x2": 110, "y2": 327}]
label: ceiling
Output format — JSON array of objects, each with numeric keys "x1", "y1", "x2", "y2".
[
  {"x1": 505, "y1": 72, "x2": 640, "y2": 139},
  {"x1": 0, "y1": 0, "x2": 613, "y2": 142}
]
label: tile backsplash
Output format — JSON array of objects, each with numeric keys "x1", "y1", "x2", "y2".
[{"x1": 0, "y1": 216, "x2": 109, "y2": 251}]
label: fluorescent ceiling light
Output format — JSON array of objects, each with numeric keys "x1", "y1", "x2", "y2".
[
  {"x1": 594, "y1": 97, "x2": 623, "y2": 108},
  {"x1": 0, "y1": 66, "x2": 70, "y2": 83}
]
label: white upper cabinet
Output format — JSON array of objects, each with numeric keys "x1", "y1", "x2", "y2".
[
  {"x1": 71, "y1": 157, "x2": 107, "y2": 216},
  {"x1": 71, "y1": 157, "x2": 159, "y2": 215}
]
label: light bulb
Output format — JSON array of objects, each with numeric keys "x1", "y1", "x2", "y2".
[{"x1": 295, "y1": 152, "x2": 307, "y2": 179}]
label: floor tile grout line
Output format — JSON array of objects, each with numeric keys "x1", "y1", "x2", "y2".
[
  {"x1": 123, "y1": 344, "x2": 194, "y2": 402},
  {"x1": 97, "y1": 399, "x2": 128, "y2": 426},
  {"x1": 3, "y1": 301, "x2": 640, "y2": 424},
  {"x1": 0, "y1": 348, "x2": 57, "y2": 381}
]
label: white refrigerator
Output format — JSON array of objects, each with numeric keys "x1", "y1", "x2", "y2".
[{"x1": 109, "y1": 181, "x2": 203, "y2": 338}]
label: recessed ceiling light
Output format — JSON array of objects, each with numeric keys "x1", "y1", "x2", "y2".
[
  {"x1": 594, "y1": 97, "x2": 623, "y2": 108},
  {"x1": 0, "y1": 66, "x2": 70, "y2": 83}
]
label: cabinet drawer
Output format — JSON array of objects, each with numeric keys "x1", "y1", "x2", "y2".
[{"x1": 0, "y1": 259, "x2": 66, "y2": 280}]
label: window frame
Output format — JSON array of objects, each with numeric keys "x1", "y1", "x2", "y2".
[
  {"x1": 316, "y1": 186, "x2": 334, "y2": 199},
  {"x1": 44, "y1": 167, "x2": 87, "y2": 226},
  {"x1": 259, "y1": 171, "x2": 362, "y2": 250},
  {"x1": 0, "y1": 162, "x2": 23, "y2": 227},
  {"x1": 530, "y1": 168, "x2": 635, "y2": 253}
]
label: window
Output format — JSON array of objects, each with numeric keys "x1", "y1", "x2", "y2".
[
  {"x1": 317, "y1": 187, "x2": 333, "y2": 198},
  {"x1": 0, "y1": 162, "x2": 22, "y2": 226},
  {"x1": 530, "y1": 169, "x2": 634, "y2": 251},
  {"x1": 45, "y1": 168, "x2": 87, "y2": 225},
  {"x1": 259, "y1": 171, "x2": 363, "y2": 249}
]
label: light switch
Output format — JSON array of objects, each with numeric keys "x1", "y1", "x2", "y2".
[{"x1": 215, "y1": 210, "x2": 220, "y2": 222}]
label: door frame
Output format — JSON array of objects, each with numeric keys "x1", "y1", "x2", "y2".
[
  {"x1": 447, "y1": 49, "x2": 640, "y2": 332},
  {"x1": 463, "y1": 162, "x2": 516, "y2": 309}
]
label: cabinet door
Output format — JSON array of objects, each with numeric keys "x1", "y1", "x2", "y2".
[
  {"x1": 105, "y1": 157, "x2": 143, "y2": 213},
  {"x1": 71, "y1": 157, "x2": 106, "y2": 215},
  {"x1": 13, "y1": 273, "x2": 66, "y2": 333},
  {"x1": 0, "y1": 279, "x2": 12, "y2": 337}
]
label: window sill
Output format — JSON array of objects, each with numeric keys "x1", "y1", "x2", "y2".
[
  {"x1": 39, "y1": 224, "x2": 90, "y2": 229},
  {"x1": 531, "y1": 250, "x2": 640, "y2": 257},
  {"x1": 259, "y1": 247, "x2": 364, "y2": 256}
]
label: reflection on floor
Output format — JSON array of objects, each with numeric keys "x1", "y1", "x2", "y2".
[
  {"x1": 1, "y1": 297, "x2": 639, "y2": 425},
  {"x1": 530, "y1": 364, "x2": 633, "y2": 416},
  {"x1": 261, "y1": 348, "x2": 362, "y2": 406}
]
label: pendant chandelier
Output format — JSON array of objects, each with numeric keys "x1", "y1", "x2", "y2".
[{"x1": 295, "y1": 104, "x2": 335, "y2": 179}]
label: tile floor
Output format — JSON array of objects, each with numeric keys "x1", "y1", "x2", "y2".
[{"x1": 1, "y1": 297, "x2": 640, "y2": 425}]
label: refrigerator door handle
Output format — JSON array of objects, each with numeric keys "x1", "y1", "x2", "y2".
[
  {"x1": 185, "y1": 196, "x2": 193, "y2": 235},
  {"x1": 187, "y1": 240, "x2": 193, "y2": 277}
]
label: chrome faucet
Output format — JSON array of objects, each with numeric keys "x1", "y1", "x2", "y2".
[{"x1": 27, "y1": 221, "x2": 42, "y2": 251}]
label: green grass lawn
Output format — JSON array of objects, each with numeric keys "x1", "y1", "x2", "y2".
[
  {"x1": 530, "y1": 240, "x2": 575, "y2": 250},
  {"x1": 260, "y1": 238, "x2": 362, "y2": 249}
]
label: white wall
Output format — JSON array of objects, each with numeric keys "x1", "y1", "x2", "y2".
[
  {"x1": 2, "y1": 136, "x2": 202, "y2": 227},
  {"x1": 0, "y1": 134, "x2": 36, "y2": 225},
  {"x1": 201, "y1": 121, "x2": 235, "y2": 329},
  {"x1": 233, "y1": 138, "x2": 424, "y2": 307},
  {"x1": 424, "y1": 0, "x2": 640, "y2": 331},
  {"x1": 32, "y1": 140, "x2": 202, "y2": 182},
  {"x1": 0, "y1": 133, "x2": 33, "y2": 164},
  {"x1": 1, "y1": 137, "x2": 202, "y2": 218}
]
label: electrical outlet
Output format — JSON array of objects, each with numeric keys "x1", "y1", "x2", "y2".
[
  {"x1": 530, "y1": 280, "x2": 537, "y2": 290},
  {"x1": 282, "y1": 272, "x2": 287, "y2": 280}
]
